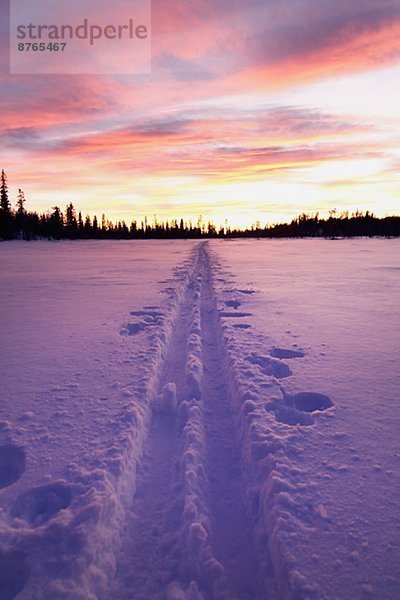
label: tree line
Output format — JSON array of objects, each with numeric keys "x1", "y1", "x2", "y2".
[{"x1": 1, "y1": 169, "x2": 399, "y2": 240}]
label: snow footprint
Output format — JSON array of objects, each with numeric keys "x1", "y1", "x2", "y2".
[
  {"x1": 121, "y1": 309, "x2": 164, "y2": 336},
  {"x1": 224, "y1": 299, "x2": 241, "y2": 309},
  {"x1": 0, "y1": 550, "x2": 29, "y2": 600},
  {"x1": 266, "y1": 392, "x2": 334, "y2": 426},
  {"x1": 121, "y1": 322, "x2": 148, "y2": 336},
  {"x1": 270, "y1": 347, "x2": 305, "y2": 359},
  {"x1": 288, "y1": 392, "x2": 333, "y2": 412},
  {"x1": 130, "y1": 310, "x2": 164, "y2": 322},
  {"x1": 10, "y1": 482, "x2": 72, "y2": 528},
  {"x1": 0, "y1": 444, "x2": 26, "y2": 489},
  {"x1": 247, "y1": 353, "x2": 292, "y2": 378}
]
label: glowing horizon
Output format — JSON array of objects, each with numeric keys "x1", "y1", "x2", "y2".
[{"x1": 2, "y1": 1, "x2": 400, "y2": 227}]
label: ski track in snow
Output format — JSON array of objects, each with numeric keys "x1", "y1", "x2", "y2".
[
  {"x1": 109, "y1": 242, "x2": 330, "y2": 599},
  {"x1": 111, "y1": 244, "x2": 268, "y2": 599}
]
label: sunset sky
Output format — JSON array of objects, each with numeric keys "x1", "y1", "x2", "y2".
[{"x1": 2, "y1": 0, "x2": 400, "y2": 227}]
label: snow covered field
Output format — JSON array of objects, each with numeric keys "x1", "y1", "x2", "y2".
[{"x1": 0, "y1": 238, "x2": 399, "y2": 599}]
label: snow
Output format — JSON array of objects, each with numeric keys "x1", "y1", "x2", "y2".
[
  {"x1": 210, "y1": 238, "x2": 400, "y2": 599},
  {"x1": 0, "y1": 238, "x2": 399, "y2": 599}
]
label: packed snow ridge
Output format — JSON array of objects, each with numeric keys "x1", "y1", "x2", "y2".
[{"x1": 1, "y1": 238, "x2": 398, "y2": 599}]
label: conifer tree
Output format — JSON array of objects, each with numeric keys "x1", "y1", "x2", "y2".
[
  {"x1": 15, "y1": 188, "x2": 26, "y2": 238},
  {"x1": 0, "y1": 169, "x2": 10, "y2": 214},
  {"x1": 49, "y1": 206, "x2": 64, "y2": 239},
  {"x1": 65, "y1": 202, "x2": 78, "y2": 238},
  {"x1": 78, "y1": 211, "x2": 84, "y2": 236},
  {"x1": 92, "y1": 215, "x2": 98, "y2": 236},
  {"x1": 0, "y1": 169, "x2": 12, "y2": 238},
  {"x1": 16, "y1": 188, "x2": 26, "y2": 215},
  {"x1": 84, "y1": 214, "x2": 91, "y2": 236}
]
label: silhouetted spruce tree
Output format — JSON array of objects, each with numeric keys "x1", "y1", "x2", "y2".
[
  {"x1": 101, "y1": 214, "x2": 107, "y2": 238},
  {"x1": 84, "y1": 214, "x2": 91, "y2": 237},
  {"x1": 0, "y1": 169, "x2": 13, "y2": 239},
  {"x1": 92, "y1": 215, "x2": 99, "y2": 237},
  {"x1": 130, "y1": 220, "x2": 137, "y2": 237},
  {"x1": 77, "y1": 211, "x2": 84, "y2": 237},
  {"x1": 0, "y1": 170, "x2": 10, "y2": 212},
  {"x1": 49, "y1": 206, "x2": 64, "y2": 239},
  {"x1": 65, "y1": 202, "x2": 78, "y2": 238},
  {"x1": 16, "y1": 188, "x2": 25, "y2": 214},
  {"x1": 15, "y1": 188, "x2": 26, "y2": 239}
]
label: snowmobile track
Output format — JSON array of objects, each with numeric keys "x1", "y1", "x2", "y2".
[{"x1": 111, "y1": 243, "x2": 275, "y2": 599}]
